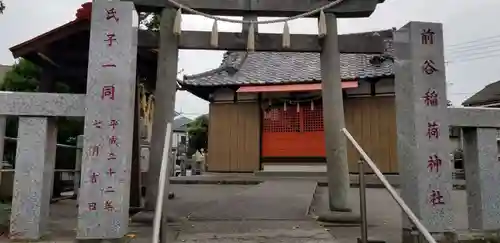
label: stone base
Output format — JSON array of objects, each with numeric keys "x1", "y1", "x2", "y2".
[
  {"x1": 357, "y1": 238, "x2": 386, "y2": 243},
  {"x1": 331, "y1": 207, "x2": 353, "y2": 212},
  {"x1": 315, "y1": 211, "x2": 361, "y2": 224},
  {"x1": 417, "y1": 230, "x2": 500, "y2": 243},
  {"x1": 130, "y1": 210, "x2": 178, "y2": 224},
  {"x1": 402, "y1": 228, "x2": 457, "y2": 243},
  {"x1": 455, "y1": 230, "x2": 500, "y2": 243},
  {"x1": 75, "y1": 238, "x2": 131, "y2": 243}
]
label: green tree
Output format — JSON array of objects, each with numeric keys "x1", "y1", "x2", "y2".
[
  {"x1": 144, "y1": 13, "x2": 160, "y2": 31},
  {"x1": 187, "y1": 114, "x2": 208, "y2": 154},
  {"x1": 1, "y1": 59, "x2": 70, "y2": 93},
  {"x1": 140, "y1": 12, "x2": 160, "y2": 31}
]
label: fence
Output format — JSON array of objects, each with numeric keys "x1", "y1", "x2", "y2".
[{"x1": 0, "y1": 136, "x2": 83, "y2": 202}]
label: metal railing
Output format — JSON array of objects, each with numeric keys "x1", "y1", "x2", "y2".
[
  {"x1": 4, "y1": 136, "x2": 79, "y2": 149},
  {"x1": 341, "y1": 128, "x2": 437, "y2": 243},
  {"x1": 1, "y1": 136, "x2": 83, "y2": 201}
]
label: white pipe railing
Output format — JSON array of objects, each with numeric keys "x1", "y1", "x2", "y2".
[
  {"x1": 152, "y1": 123, "x2": 173, "y2": 243},
  {"x1": 341, "y1": 128, "x2": 437, "y2": 243}
]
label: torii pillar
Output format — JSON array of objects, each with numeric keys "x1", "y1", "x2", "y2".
[
  {"x1": 320, "y1": 13, "x2": 351, "y2": 211},
  {"x1": 145, "y1": 7, "x2": 179, "y2": 211}
]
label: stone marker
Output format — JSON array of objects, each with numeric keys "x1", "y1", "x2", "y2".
[
  {"x1": 77, "y1": 0, "x2": 138, "y2": 239},
  {"x1": 10, "y1": 117, "x2": 57, "y2": 239},
  {"x1": 463, "y1": 128, "x2": 500, "y2": 230},
  {"x1": 394, "y1": 21, "x2": 453, "y2": 237}
]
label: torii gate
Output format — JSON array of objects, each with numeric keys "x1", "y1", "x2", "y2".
[
  {"x1": 126, "y1": 0, "x2": 384, "y2": 242},
  {"x1": 5, "y1": 0, "x2": 500, "y2": 242},
  {"x1": 128, "y1": 0, "x2": 385, "y2": 213}
]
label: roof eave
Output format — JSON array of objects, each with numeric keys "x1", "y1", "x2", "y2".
[{"x1": 10, "y1": 19, "x2": 90, "y2": 59}]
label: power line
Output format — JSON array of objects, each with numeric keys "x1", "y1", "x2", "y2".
[
  {"x1": 446, "y1": 34, "x2": 500, "y2": 49},
  {"x1": 446, "y1": 42, "x2": 500, "y2": 56},
  {"x1": 446, "y1": 47, "x2": 500, "y2": 60},
  {"x1": 446, "y1": 52, "x2": 500, "y2": 64}
]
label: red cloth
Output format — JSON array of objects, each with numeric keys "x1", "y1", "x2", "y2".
[{"x1": 75, "y1": 2, "x2": 92, "y2": 20}]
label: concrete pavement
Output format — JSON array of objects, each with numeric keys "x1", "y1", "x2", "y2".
[
  {"x1": 312, "y1": 186, "x2": 469, "y2": 243},
  {"x1": 186, "y1": 180, "x2": 317, "y2": 221},
  {"x1": 0, "y1": 179, "x2": 475, "y2": 242}
]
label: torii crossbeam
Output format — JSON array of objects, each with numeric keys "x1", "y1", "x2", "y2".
[{"x1": 124, "y1": 0, "x2": 384, "y2": 17}]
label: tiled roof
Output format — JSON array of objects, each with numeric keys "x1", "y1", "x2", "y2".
[
  {"x1": 180, "y1": 30, "x2": 395, "y2": 87},
  {"x1": 462, "y1": 80, "x2": 500, "y2": 106},
  {"x1": 172, "y1": 116, "x2": 192, "y2": 132}
]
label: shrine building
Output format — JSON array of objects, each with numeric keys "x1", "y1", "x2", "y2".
[{"x1": 178, "y1": 30, "x2": 399, "y2": 173}]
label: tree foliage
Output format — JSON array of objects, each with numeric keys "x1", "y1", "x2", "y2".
[
  {"x1": 187, "y1": 114, "x2": 209, "y2": 154},
  {"x1": 0, "y1": 1, "x2": 5, "y2": 14},
  {"x1": 1, "y1": 59, "x2": 70, "y2": 93},
  {"x1": 141, "y1": 13, "x2": 160, "y2": 31}
]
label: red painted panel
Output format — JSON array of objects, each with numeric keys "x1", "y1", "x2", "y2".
[
  {"x1": 262, "y1": 102, "x2": 326, "y2": 157},
  {"x1": 262, "y1": 132, "x2": 325, "y2": 157}
]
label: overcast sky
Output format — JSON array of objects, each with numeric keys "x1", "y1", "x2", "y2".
[{"x1": 1, "y1": 0, "x2": 500, "y2": 117}]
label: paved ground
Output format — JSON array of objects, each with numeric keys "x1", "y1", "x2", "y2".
[
  {"x1": 186, "y1": 181, "x2": 316, "y2": 220},
  {"x1": 311, "y1": 186, "x2": 469, "y2": 243},
  {"x1": 0, "y1": 178, "x2": 472, "y2": 242},
  {"x1": 0, "y1": 181, "x2": 330, "y2": 242}
]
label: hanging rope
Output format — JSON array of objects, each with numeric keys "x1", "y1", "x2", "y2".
[
  {"x1": 168, "y1": 0, "x2": 346, "y2": 48},
  {"x1": 167, "y1": 0, "x2": 345, "y2": 24}
]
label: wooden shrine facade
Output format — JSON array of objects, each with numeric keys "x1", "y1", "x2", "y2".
[{"x1": 200, "y1": 80, "x2": 398, "y2": 174}]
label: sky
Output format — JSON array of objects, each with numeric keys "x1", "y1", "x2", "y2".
[{"x1": 1, "y1": 0, "x2": 500, "y2": 117}]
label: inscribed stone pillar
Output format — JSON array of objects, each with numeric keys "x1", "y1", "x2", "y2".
[
  {"x1": 145, "y1": 7, "x2": 179, "y2": 210},
  {"x1": 77, "y1": 0, "x2": 138, "y2": 239},
  {"x1": 320, "y1": 13, "x2": 350, "y2": 211},
  {"x1": 10, "y1": 117, "x2": 57, "y2": 240},
  {"x1": 394, "y1": 22, "x2": 453, "y2": 235},
  {"x1": 463, "y1": 127, "x2": 500, "y2": 230}
]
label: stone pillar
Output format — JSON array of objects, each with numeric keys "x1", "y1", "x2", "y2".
[
  {"x1": 463, "y1": 127, "x2": 500, "y2": 230},
  {"x1": 145, "y1": 7, "x2": 179, "y2": 210},
  {"x1": 77, "y1": 0, "x2": 138, "y2": 239},
  {"x1": 10, "y1": 117, "x2": 57, "y2": 240},
  {"x1": 394, "y1": 22, "x2": 453, "y2": 239},
  {"x1": 319, "y1": 13, "x2": 350, "y2": 211}
]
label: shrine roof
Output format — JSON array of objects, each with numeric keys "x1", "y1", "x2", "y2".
[
  {"x1": 181, "y1": 30, "x2": 394, "y2": 87},
  {"x1": 462, "y1": 80, "x2": 500, "y2": 107}
]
